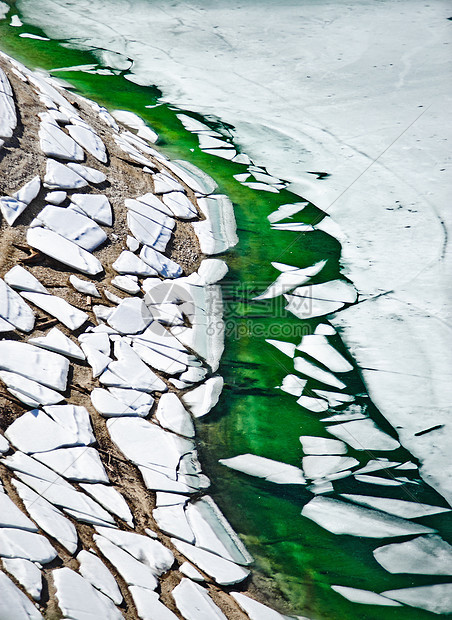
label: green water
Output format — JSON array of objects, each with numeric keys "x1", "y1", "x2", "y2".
[{"x1": 0, "y1": 7, "x2": 449, "y2": 618}]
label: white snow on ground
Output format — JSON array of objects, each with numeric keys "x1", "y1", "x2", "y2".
[{"x1": 16, "y1": 0, "x2": 452, "y2": 504}]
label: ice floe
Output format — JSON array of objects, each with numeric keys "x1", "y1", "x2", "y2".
[
  {"x1": 326, "y1": 419, "x2": 400, "y2": 451},
  {"x1": 21, "y1": 291, "x2": 89, "y2": 331},
  {"x1": 301, "y1": 497, "x2": 435, "y2": 538},
  {"x1": 381, "y1": 583, "x2": 452, "y2": 615},
  {"x1": 130, "y1": 587, "x2": 179, "y2": 619},
  {"x1": 71, "y1": 193, "x2": 112, "y2": 225},
  {"x1": 193, "y1": 195, "x2": 238, "y2": 255},
  {"x1": 340, "y1": 494, "x2": 450, "y2": 519},
  {"x1": 181, "y1": 377, "x2": 224, "y2": 418},
  {"x1": 266, "y1": 339, "x2": 296, "y2": 358},
  {"x1": 162, "y1": 191, "x2": 197, "y2": 219},
  {"x1": 153, "y1": 504, "x2": 194, "y2": 543},
  {"x1": 80, "y1": 483, "x2": 133, "y2": 526},
  {"x1": 46, "y1": 190, "x2": 66, "y2": 205},
  {"x1": 2, "y1": 558, "x2": 42, "y2": 601},
  {"x1": 296, "y1": 396, "x2": 329, "y2": 413},
  {"x1": 34, "y1": 204, "x2": 107, "y2": 251},
  {"x1": 140, "y1": 245, "x2": 182, "y2": 278},
  {"x1": 294, "y1": 356, "x2": 346, "y2": 390},
  {"x1": 77, "y1": 549, "x2": 123, "y2": 604},
  {"x1": 0, "y1": 491, "x2": 37, "y2": 531},
  {"x1": 66, "y1": 162, "x2": 106, "y2": 184},
  {"x1": 278, "y1": 374, "x2": 307, "y2": 397},
  {"x1": 0, "y1": 370, "x2": 64, "y2": 406},
  {"x1": 34, "y1": 446, "x2": 108, "y2": 483},
  {"x1": 69, "y1": 274, "x2": 101, "y2": 298},
  {"x1": 331, "y1": 585, "x2": 401, "y2": 607},
  {"x1": 0, "y1": 197, "x2": 28, "y2": 226},
  {"x1": 0, "y1": 278, "x2": 35, "y2": 332},
  {"x1": 0, "y1": 528, "x2": 57, "y2": 564},
  {"x1": 67, "y1": 123, "x2": 107, "y2": 162},
  {"x1": 179, "y1": 562, "x2": 204, "y2": 581},
  {"x1": 285, "y1": 280, "x2": 357, "y2": 319},
  {"x1": 127, "y1": 211, "x2": 172, "y2": 251},
  {"x1": 219, "y1": 454, "x2": 305, "y2": 485},
  {"x1": 4, "y1": 266, "x2": 47, "y2": 294},
  {"x1": 373, "y1": 534, "x2": 452, "y2": 575},
  {"x1": 267, "y1": 202, "x2": 308, "y2": 224},
  {"x1": 255, "y1": 261, "x2": 325, "y2": 301},
  {"x1": 44, "y1": 159, "x2": 88, "y2": 189},
  {"x1": 153, "y1": 172, "x2": 184, "y2": 194},
  {"x1": 300, "y1": 436, "x2": 347, "y2": 455},
  {"x1": 108, "y1": 340, "x2": 166, "y2": 391},
  {"x1": 39, "y1": 121, "x2": 85, "y2": 161},
  {"x1": 155, "y1": 393, "x2": 195, "y2": 437},
  {"x1": 107, "y1": 297, "x2": 153, "y2": 334},
  {"x1": 165, "y1": 160, "x2": 217, "y2": 195},
  {"x1": 0, "y1": 72, "x2": 17, "y2": 139},
  {"x1": 231, "y1": 592, "x2": 292, "y2": 619},
  {"x1": 91, "y1": 388, "x2": 138, "y2": 417},
  {"x1": 27, "y1": 227, "x2": 103, "y2": 275},
  {"x1": 0, "y1": 571, "x2": 43, "y2": 620},
  {"x1": 0, "y1": 341, "x2": 69, "y2": 391},
  {"x1": 113, "y1": 250, "x2": 156, "y2": 276},
  {"x1": 297, "y1": 335, "x2": 353, "y2": 373},
  {"x1": 172, "y1": 578, "x2": 227, "y2": 620},
  {"x1": 302, "y1": 456, "x2": 358, "y2": 480}
]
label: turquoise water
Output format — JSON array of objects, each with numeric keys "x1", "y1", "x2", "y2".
[{"x1": 0, "y1": 6, "x2": 450, "y2": 618}]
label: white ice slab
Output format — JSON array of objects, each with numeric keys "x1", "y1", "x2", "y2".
[
  {"x1": 354, "y1": 474, "x2": 404, "y2": 487},
  {"x1": 219, "y1": 454, "x2": 305, "y2": 485},
  {"x1": 130, "y1": 587, "x2": 179, "y2": 620},
  {"x1": 46, "y1": 191, "x2": 67, "y2": 205},
  {"x1": 91, "y1": 388, "x2": 139, "y2": 417},
  {"x1": 162, "y1": 191, "x2": 197, "y2": 219},
  {"x1": 267, "y1": 202, "x2": 308, "y2": 224},
  {"x1": 80, "y1": 483, "x2": 133, "y2": 526},
  {"x1": 13, "y1": 175, "x2": 41, "y2": 206},
  {"x1": 66, "y1": 162, "x2": 106, "y2": 184},
  {"x1": 0, "y1": 434, "x2": 9, "y2": 454},
  {"x1": 4, "y1": 266, "x2": 47, "y2": 294},
  {"x1": 21, "y1": 291, "x2": 89, "y2": 331},
  {"x1": 2, "y1": 558, "x2": 42, "y2": 601},
  {"x1": 278, "y1": 374, "x2": 307, "y2": 397},
  {"x1": 140, "y1": 246, "x2": 182, "y2": 278},
  {"x1": 181, "y1": 377, "x2": 223, "y2": 418},
  {"x1": 77, "y1": 549, "x2": 123, "y2": 604},
  {"x1": 69, "y1": 274, "x2": 100, "y2": 298},
  {"x1": 382, "y1": 584, "x2": 452, "y2": 615},
  {"x1": 0, "y1": 527, "x2": 57, "y2": 563},
  {"x1": 180, "y1": 562, "x2": 204, "y2": 581},
  {"x1": 294, "y1": 356, "x2": 346, "y2": 390},
  {"x1": 112, "y1": 250, "x2": 156, "y2": 276},
  {"x1": 312, "y1": 390, "x2": 355, "y2": 408},
  {"x1": 302, "y1": 456, "x2": 358, "y2": 480},
  {"x1": 67, "y1": 123, "x2": 107, "y2": 162},
  {"x1": 0, "y1": 197, "x2": 29, "y2": 226},
  {"x1": 231, "y1": 592, "x2": 292, "y2": 619},
  {"x1": 301, "y1": 497, "x2": 436, "y2": 538},
  {"x1": 171, "y1": 540, "x2": 249, "y2": 586},
  {"x1": 165, "y1": 160, "x2": 218, "y2": 195},
  {"x1": 286, "y1": 280, "x2": 357, "y2": 319},
  {"x1": 79, "y1": 332, "x2": 111, "y2": 354},
  {"x1": 34, "y1": 446, "x2": 108, "y2": 483},
  {"x1": 297, "y1": 335, "x2": 353, "y2": 373},
  {"x1": 44, "y1": 159, "x2": 88, "y2": 189},
  {"x1": 35, "y1": 204, "x2": 107, "y2": 251},
  {"x1": 108, "y1": 387, "x2": 154, "y2": 416},
  {"x1": 156, "y1": 393, "x2": 195, "y2": 437},
  {"x1": 54, "y1": 567, "x2": 123, "y2": 620},
  {"x1": 153, "y1": 172, "x2": 184, "y2": 194},
  {"x1": 12, "y1": 479, "x2": 78, "y2": 554},
  {"x1": 0, "y1": 87, "x2": 17, "y2": 139},
  {"x1": 71, "y1": 193, "x2": 112, "y2": 225},
  {"x1": 127, "y1": 210, "x2": 172, "y2": 251},
  {"x1": 109, "y1": 340, "x2": 166, "y2": 391},
  {"x1": 111, "y1": 275, "x2": 140, "y2": 294},
  {"x1": 341, "y1": 494, "x2": 450, "y2": 519},
  {"x1": 0, "y1": 370, "x2": 64, "y2": 406},
  {"x1": 81, "y1": 344, "x2": 111, "y2": 377},
  {"x1": 27, "y1": 227, "x2": 103, "y2": 275},
  {"x1": 300, "y1": 436, "x2": 347, "y2": 455},
  {"x1": 0, "y1": 341, "x2": 68, "y2": 391},
  {"x1": 39, "y1": 121, "x2": 84, "y2": 161},
  {"x1": 0, "y1": 278, "x2": 35, "y2": 332},
  {"x1": 29, "y1": 327, "x2": 85, "y2": 360},
  {"x1": 266, "y1": 339, "x2": 296, "y2": 358},
  {"x1": 331, "y1": 586, "x2": 401, "y2": 607},
  {"x1": 153, "y1": 504, "x2": 194, "y2": 543},
  {"x1": 0, "y1": 491, "x2": 37, "y2": 531},
  {"x1": 172, "y1": 578, "x2": 227, "y2": 620},
  {"x1": 296, "y1": 396, "x2": 329, "y2": 413},
  {"x1": 0, "y1": 571, "x2": 43, "y2": 620},
  {"x1": 374, "y1": 534, "x2": 452, "y2": 575},
  {"x1": 193, "y1": 195, "x2": 238, "y2": 255},
  {"x1": 326, "y1": 419, "x2": 400, "y2": 451},
  {"x1": 255, "y1": 261, "x2": 325, "y2": 301},
  {"x1": 107, "y1": 297, "x2": 153, "y2": 334}
]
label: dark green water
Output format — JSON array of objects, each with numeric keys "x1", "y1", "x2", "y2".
[{"x1": 0, "y1": 7, "x2": 449, "y2": 618}]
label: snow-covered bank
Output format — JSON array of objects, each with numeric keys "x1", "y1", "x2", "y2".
[{"x1": 15, "y1": 0, "x2": 452, "y2": 504}]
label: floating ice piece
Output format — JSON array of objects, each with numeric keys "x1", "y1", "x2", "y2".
[
  {"x1": 271, "y1": 222, "x2": 313, "y2": 231},
  {"x1": 381, "y1": 583, "x2": 452, "y2": 615},
  {"x1": 156, "y1": 393, "x2": 195, "y2": 437},
  {"x1": 112, "y1": 250, "x2": 156, "y2": 276},
  {"x1": 180, "y1": 562, "x2": 204, "y2": 581},
  {"x1": 0, "y1": 197, "x2": 28, "y2": 226},
  {"x1": 279, "y1": 374, "x2": 307, "y2": 396},
  {"x1": 231, "y1": 592, "x2": 293, "y2": 619},
  {"x1": 286, "y1": 280, "x2": 357, "y2": 319},
  {"x1": 326, "y1": 419, "x2": 400, "y2": 451},
  {"x1": 267, "y1": 202, "x2": 308, "y2": 224},
  {"x1": 354, "y1": 474, "x2": 404, "y2": 486},
  {"x1": 182, "y1": 377, "x2": 224, "y2": 418},
  {"x1": 2, "y1": 558, "x2": 42, "y2": 601},
  {"x1": 176, "y1": 114, "x2": 213, "y2": 134},
  {"x1": 374, "y1": 534, "x2": 452, "y2": 575},
  {"x1": 140, "y1": 245, "x2": 182, "y2": 278},
  {"x1": 341, "y1": 494, "x2": 450, "y2": 519},
  {"x1": 112, "y1": 110, "x2": 158, "y2": 142},
  {"x1": 203, "y1": 147, "x2": 237, "y2": 160},
  {"x1": 331, "y1": 586, "x2": 401, "y2": 607},
  {"x1": 46, "y1": 191, "x2": 67, "y2": 205},
  {"x1": 198, "y1": 134, "x2": 230, "y2": 150},
  {"x1": 0, "y1": 528, "x2": 57, "y2": 563},
  {"x1": 127, "y1": 211, "x2": 172, "y2": 251},
  {"x1": 242, "y1": 181, "x2": 279, "y2": 193},
  {"x1": 162, "y1": 191, "x2": 197, "y2": 219},
  {"x1": 111, "y1": 275, "x2": 140, "y2": 294},
  {"x1": 0, "y1": 571, "x2": 43, "y2": 620},
  {"x1": 35, "y1": 204, "x2": 107, "y2": 251},
  {"x1": 179, "y1": 366, "x2": 208, "y2": 384},
  {"x1": 12, "y1": 479, "x2": 78, "y2": 554},
  {"x1": 193, "y1": 195, "x2": 238, "y2": 255},
  {"x1": 301, "y1": 497, "x2": 435, "y2": 538},
  {"x1": 294, "y1": 356, "x2": 346, "y2": 390},
  {"x1": 0, "y1": 370, "x2": 64, "y2": 406},
  {"x1": 302, "y1": 455, "x2": 359, "y2": 480},
  {"x1": 153, "y1": 172, "x2": 184, "y2": 194},
  {"x1": 165, "y1": 159, "x2": 218, "y2": 195},
  {"x1": 171, "y1": 540, "x2": 249, "y2": 586},
  {"x1": 19, "y1": 33, "x2": 49, "y2": 40},
  {"x1": 107, "y1": 297, "x2": 153, "y2": 334},
  {"x1": 34, "y1": 446, "x2": 108, "y2": 483},
  {"x1": 4, "y1": 266, "x2": 47, "y2": 294},
  {"x1": 153, "y1": 504, "x2": 194, "y2": 543},
  {"x1": 297, "y1": 335, "x2": 353, "y2": 373},
  {"x1": 0, "y1": 491, "x2": 37, "y2": 531},
  {"x1": 71, "y1": 193, "x2": 112, "y2": 225},
  {"x1": 91, "y1": 388, "x2": 138, "y2": 417},
  {"x1": 27, "y1": 227, "x2": 103, "y2": 275},
  {"x1": 44, "y1": 159, "x2": 88, "y2": 189},
  {"x1": 219, "y1": 454, "x2": 305, "y2": 485},
  {"x1": 172, "y1": 578, "x2": 227, "y2": 620},
  {"x1": 255, "y1": 262, "x2": 327, "y2": 300},
  {"x1": 130, "y1": 587, "x2": 178, "y2": 620},
  {"x1": 10, "y1": 15, "x2": 23, "y2": 27},
  {"x1": 67, "y1": 124, "x2": 107, "y2": 162},
  {"x1": 156, "y1": 492, "x2": 188, "y2": 507},
  {"x1": 0, "y1": 341, "x2": 68, "y2": 391},
  {"x1": 0, "y1": 278, "x2": 35, "y2": 332},
  {"x1": 77, "y1": 550, "x2": 123, "y2": 604},
  {"x1": 13, "y1": 175, "x2": 41, "y2": 206},
  {"x1": 66, "y1": 162, "x2": 106, "y2": 184},
  {"x1": 266, "y1": 339, "x2": 296, "y2": 358},
  {"x1": 297, "y1": 395, "x2": 329, "y2": 413},
  {"x1": 39, "y1": 121, "x2": 84, "y2": 161},
  {"x1": 104, "y1": 289, "x2": 123, "y2": 304},
  {"x1": 195, "y1": 259, "x2": 228, "y2": 285},
  {"x1": 186, "y1": 496, "x2": 253, "y2": 565},
  {"x1": 21, "y1": 291, "x2": 89, "y2": 331},
  {"x1": 93, "y1": 535, "x2": 159, "y2": 590},
  {"x1": 312, "y1": 389, "x2": 355, "y2": 408},
  {"x1": 300, "y1": 436, "x2": 347, "y2": 455},
  {"x1": 29, "y1": 327, "x2": 84, "y2": 360},
  {"x1": 80, "y1": 483, "x2": 133, "y2": 526},
  {"x1": 54, "y1": 567, "x2": 123, "y2": 620},
  {"x1": 96, "y1": 526, "x2": 174, "y2": 576},
  {"x1": 69, "y1": 274, "x2": 100, "y2": 297}
]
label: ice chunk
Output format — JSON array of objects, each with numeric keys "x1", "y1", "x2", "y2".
[
  {"x1": 294, "y1": 356, "x2": 346, "y2": 390},
  {"x1": 300, "y1": 436, "x2": 347, "y2": 455},
  {"x1": 193, "y1": 195, "x2": 238, "y2": 255},
  {"x1": 156, "y1": 393, "x2": 195, "y2": 437},
  {"x1": 33, "y1": 446, "x2": 108, "y2": 483},
  {"x1": 140, "y1": 245, "x2": 183, "y2": 278},
  {"x1": 0, "y1": 278, "x2": 35, "y2": 332},
  {"x1": 381, "y1": 584, "x2": 452, "y2": 615},
  {"x1": 44, "y1": 159, "x2": 88, "y2": 189},
  {"x1": 4, "y1": 266, "x2": 47, "y2": 294},
  {"x1": 107, "y1": 297, "x2": 153, "y2": 334},
  {"x1": 231, "y1": 592, "x2": 293, "y2": 618},
  {"x1": 112, "y1": 250, "x2": 157, "y2": 276},
  {"x1": 266, "y1": 339, "x2": 296, "y2": 358},
  {"x1": 0, "y1": 492, "x2": 37, "y2": 531},
  {"x1": 219, "y1": 454, "x2": 305, "y2": 484},
  {"x1": 326, "y1": 419, "x2": 400, "y2": 451},
  {"x1": 0, "y1": 341, "x2": 68, "y2": 391},
  {"x1": 39, "y1": 121, "x2": 84, "y2": 161},
  {"x1": 71, "y1": 194, "x2": 112, "y2": 226},
  {"x1": 69, "y1": 274, "x2": 101, "y2": 297},
  {"x1": 2, "y1": 558, "x2": 42, "y2": 601},
  {"x1": 0, "y1": 528, "x2": 57, "y2": 564},
  {"x1": 297, "y1": 335, "x2": 353, "y2": 373},
  {"x1": 286, "y1": 280, "x2": 357, "y2": 319},
  {"x1": 0, "y1": 571, "x2": 43, "y2": 620},
  {"x1": 34, "y1": 204, "x2": 107, "y2": 251},
  {"x1": 67, "y1": 124, "x2": 107, "y2": 162},
  {"x1": 153, "y1": 504, "x2": 194, "y2": 543},
  {"x1": 331, "y1": 585, "x2": 401, "y2": 607},
  {"x1": 181, "y1": 377, "x2": 224, "y2": 418},
  {"x1": 278, "y1": 374, "x2": 307, "y2": 396},
  {"x1": 373, "y1": 534, "x2": 452, "y2": 575},
  {"x1": 172, "y1": 578, "x2": 227, "y2": 619},
  {"x1": 255, "y1": 261, "x2": 325, "y2": 300},
  {"x1": 0, "y1": 370, "x2": 64, "y2": 406},
  {"x1": 130, "y1": 587, "x2": 178, "y2": 619},
  {"x1": 21, "y1": 291, "x2": 89, "y2": 331},
  {"x1": 267, "y1": 202, "x2": 308, "y2": 223},
  {"x1": 66, "y1": 162, "x2": 106, "y2": 184},
  {"x1": 340, "y1": 494, "x2": 450, "y2": 519},
  {"x1": 77, "y1": 550, "x2": 123, "y2": 604}
]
